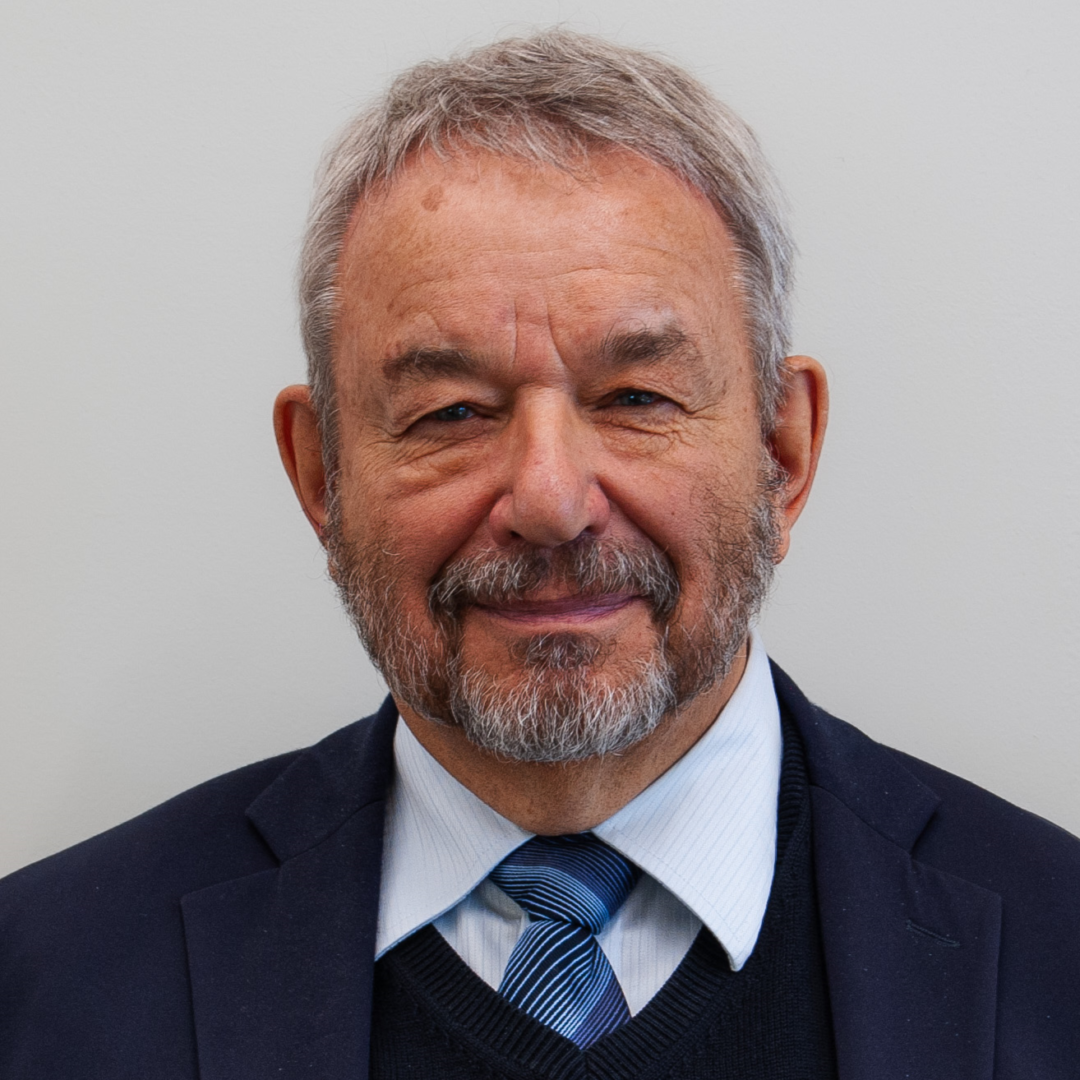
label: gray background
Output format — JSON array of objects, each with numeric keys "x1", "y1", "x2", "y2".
[{"x1": 2, "y1": 0, "x2": 1078, "y2": 878}]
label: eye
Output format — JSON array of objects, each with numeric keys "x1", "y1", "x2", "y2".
[
  {"x1": 610, "y1": 389, "x2": 665, "y2": 407},
  {"x1": 429, "y1": 402, "x2": 476, "y2": 422}
]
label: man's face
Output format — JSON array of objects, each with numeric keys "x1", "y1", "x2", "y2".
[{"x1": 325, "y1": 147, "x2": 780, "y2": 760}]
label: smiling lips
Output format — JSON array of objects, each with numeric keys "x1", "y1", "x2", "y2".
[{"x1": 476, "y1": 591, "x2": 642, "y2": 624}]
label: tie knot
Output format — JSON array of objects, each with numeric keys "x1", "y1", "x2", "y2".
[{"x1": 490, "y1": 834, "x2": 640, "y2": 936}]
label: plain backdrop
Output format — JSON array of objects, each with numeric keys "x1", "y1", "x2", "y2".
[{"x1": 2, "y1": 0, "x2": 1078, "y2": 879}]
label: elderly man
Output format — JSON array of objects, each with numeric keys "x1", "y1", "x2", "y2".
[{"x1": 2, "y1": 30, "x2": 1078, "y2": 1080}]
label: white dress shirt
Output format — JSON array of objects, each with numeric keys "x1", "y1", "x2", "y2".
[{"x1": 375, "y1": 630, "x2": 781, "y2": 1016}]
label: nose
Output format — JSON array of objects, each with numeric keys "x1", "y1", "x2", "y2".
[{"x1": 488, "y1": 394, "x2": 610, "y2": 547}]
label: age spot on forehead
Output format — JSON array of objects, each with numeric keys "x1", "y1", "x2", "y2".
[{"x1": 421, "y1": 186, "x2": 445, "y2": 212}]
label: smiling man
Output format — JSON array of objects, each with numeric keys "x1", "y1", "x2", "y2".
[
  {"x1": 278, "y1": 145, "x2": 816, "y2": 833},
  {"x1": 2, "y1": 29, "x2": 1079, "y2": 1080}
]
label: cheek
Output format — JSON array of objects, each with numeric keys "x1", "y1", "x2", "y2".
[
  {"x1": 602, "y1": 444, "x2": 765, "y2": 590},
  {"x1": 338, "y1": 448, "x2": 496, "y2": 587},
  {"x1": 606, "y1": 436, "x2": 759, "y2": 534}
]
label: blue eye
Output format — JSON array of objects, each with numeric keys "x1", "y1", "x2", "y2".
[
  {"x1": 613, "y1": 390, "x2": 661, "y2": 407},
  {"x1": 431, "y1": 403, "x2": 475, "y2": 422}
]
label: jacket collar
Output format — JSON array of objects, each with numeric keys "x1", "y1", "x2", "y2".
[
  {"x1": 772, "y1": 661, "x2": 941, "y2": 849},
  {"x1": 773, "y1": 662, "x2": 1001, "y2": 1080},
  {"x1": 181, "y1": 696, "x2": 397, "y2": 1080},
  {"x1": 245, "y1": 695, "x2": 398, "y2": 861}
]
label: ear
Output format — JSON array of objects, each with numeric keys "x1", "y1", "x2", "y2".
[
  {"x1": 273, "y1": 385, "x2": 329, "y2": 543},
  {"x1": 768, "y1": 355, "x2": 828, "y2": 562}
]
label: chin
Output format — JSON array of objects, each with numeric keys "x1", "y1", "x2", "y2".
[{"x1": 443, "y1": 641, "x2": 679, "y2": 763}]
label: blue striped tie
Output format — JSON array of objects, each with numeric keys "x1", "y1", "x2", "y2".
[{"x1": 489, "y1": 833, "x2": 641, "y2": 1048}]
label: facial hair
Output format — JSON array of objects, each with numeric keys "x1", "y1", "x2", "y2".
[{"x1": 325, "y1": 460, "x2": 782, "y2": 762}]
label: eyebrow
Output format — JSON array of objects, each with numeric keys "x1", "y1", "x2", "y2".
[
  {"x1": 381, "y1": 347, "x2": 479, "y2": 385},
  {"x1": 597, "y1": 326, "x2": 702, "y2": 370}
]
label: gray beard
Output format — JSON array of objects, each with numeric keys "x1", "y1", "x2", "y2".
[{"x1": 325, "y1": 467, "x2": 782, "y2": 763}]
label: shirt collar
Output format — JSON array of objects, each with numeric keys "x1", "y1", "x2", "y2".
[
  {"x1": 375, "y1": 717, "x2": 530, "y2": 959},
  {"x1": 592, "y1": 630, "x2": 780, "y2": 969},
  {"x1": 375, "y1": 630, "x2": 780, "y2": 970}
]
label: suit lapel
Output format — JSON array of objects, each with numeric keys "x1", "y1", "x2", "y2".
[
  {"x1": 181, "y1": 697, "x2": 397, "y2": 1080},
  {"x1": 773, "y1": 664, "x2": 1002, "y2": 1080}
]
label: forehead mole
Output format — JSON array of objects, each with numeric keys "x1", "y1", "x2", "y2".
[{"x1": 420, "y1": 185, "x2": 445, "y2": 212}]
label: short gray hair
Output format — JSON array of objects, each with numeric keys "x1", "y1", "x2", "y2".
[{"x1": 299, "y1": 29, "x2": 795, "y2": 458}]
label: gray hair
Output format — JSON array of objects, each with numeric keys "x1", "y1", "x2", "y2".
[{"x1": 299, "y1": 29, "x2": 795, "y2": 460}]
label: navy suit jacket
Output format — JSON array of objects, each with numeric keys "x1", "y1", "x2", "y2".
[{"x1": 1, "y1": 665, "x2": 1078, "y2": 1079}]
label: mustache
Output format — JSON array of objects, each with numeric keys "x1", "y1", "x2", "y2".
[{"x1": 428, "y1": 536, "x2": 681, "y2": 623}]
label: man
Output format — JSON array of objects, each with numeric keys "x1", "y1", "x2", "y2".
[{"x1": 1, "y1": 29, "x2": 1077, "y2": 1080}]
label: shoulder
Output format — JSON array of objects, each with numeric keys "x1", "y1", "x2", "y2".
[
  {"x1": 0, "y1": 749, "x2": 305, "y2": 966},
  {"x1": 772, "y1": 659, "x2": 1080, "y2": 884},
  {"x1": 0, "y1": 702, "x2": 397, "y2": 1074},
  {"x1": 0, "y1": 750, "x2": 297, "y2": 916},
  {"x1": 864, "y1": 745, "x2": 1080, "y2": 1069},
  {"x1": 0, "y1": 751, "x2": 296, "y2": 1074},
  {"x1": 889, "y1": 746, "x2": 1080, "y2": 921},
  {"x1": 774, "y1": 661, "x2": 1080, "y2": 1064},
  {"x1": 0, "y1": 695, "x2": 399, "y2": 915}
]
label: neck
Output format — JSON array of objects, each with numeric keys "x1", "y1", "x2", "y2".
[{"x1": 396, "y1": 642, "x2": 748, "y2": 834}]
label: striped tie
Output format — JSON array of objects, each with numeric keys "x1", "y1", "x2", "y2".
[{"x1": 489, "y1": 833, "x2": 641, "y2": 1048}]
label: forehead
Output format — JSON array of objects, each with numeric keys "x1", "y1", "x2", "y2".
[{"x1": 333, "y1": 146, "x2": 750, "y2": 372}]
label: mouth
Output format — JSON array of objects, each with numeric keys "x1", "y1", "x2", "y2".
[{"x1": 474, "y1": 591, "x2": 642, "y2": 626}]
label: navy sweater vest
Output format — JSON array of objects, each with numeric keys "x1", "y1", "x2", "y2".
[{"x1": 370, "y1": 714, "x2": 837, "y2": 1079}]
